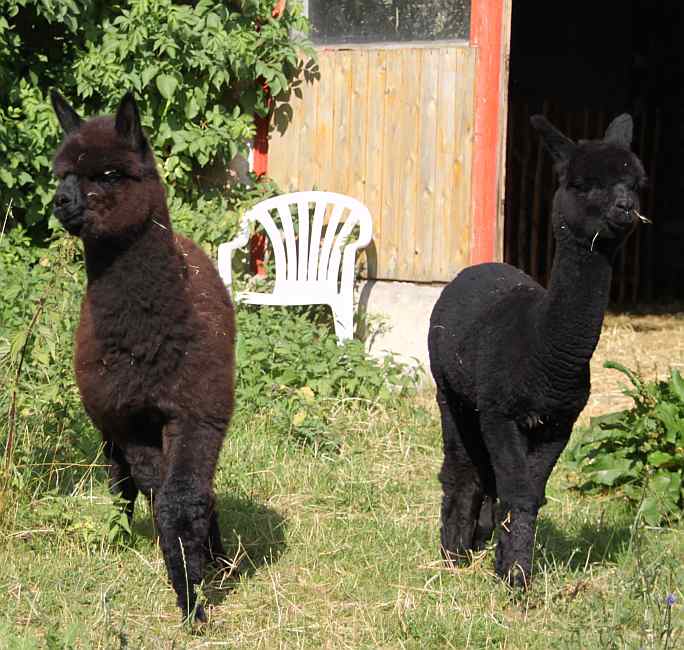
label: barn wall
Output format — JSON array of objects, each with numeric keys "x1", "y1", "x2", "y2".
[{"x1": 268, "y1": 45, "x2": 477, "y2": 282}]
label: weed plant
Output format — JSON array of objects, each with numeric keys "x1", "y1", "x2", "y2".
[{"x1": 568, "y1": 361, "x2": 684, "y2": 525}]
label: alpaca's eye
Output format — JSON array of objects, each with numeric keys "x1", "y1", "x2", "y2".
[
  {"x1": 576, "y1": 178, "x2": 601, "y2": 192},
  {"x1": 95, "y1": 170, "x2": 122, "y2": 183},
  {"x1": 570, "y1": 178, "x2": 591, "y2": 192}
]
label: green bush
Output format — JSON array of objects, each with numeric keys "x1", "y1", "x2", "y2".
[
  {"x1": 235, "y1": 304, "x2": 419, "y2": 449},
  {"x1": 567, "y1": 361, "x2": 684, "y2": 525},
  {"x1": 0, "y1": 0, "x2": 314, "y2": 235}
]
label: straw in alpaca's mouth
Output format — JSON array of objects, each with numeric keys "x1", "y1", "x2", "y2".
[{"x1": 632, "y1": 209, "x2": 652, "y2": 224}]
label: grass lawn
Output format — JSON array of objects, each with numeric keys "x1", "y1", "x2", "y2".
[{"x1": 0, "y1": 393, "x2": 681, "y2": 649}]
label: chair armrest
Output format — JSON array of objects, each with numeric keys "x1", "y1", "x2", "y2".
[
  {"x1": 338, "y1": 212, "x2": 373, "y2": 299},
  {"x1": 217, "y1": 216, "x2": 251, "y2": 289}
]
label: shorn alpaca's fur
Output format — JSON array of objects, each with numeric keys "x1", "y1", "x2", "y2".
[
  {"x1": 51, "y1": 91, "x2": 235, "y2": 621},
  {"x1": 428, "y1": 114, "x2": 646, "y2": 586}
]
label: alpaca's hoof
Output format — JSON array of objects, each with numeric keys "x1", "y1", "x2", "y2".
[
  {"x1": 194, "y1": 604, "x2": 207, "y2": 623},
  {"x1": 440, "y1": 545, "x2": 470, "y2": 567},
  {"x1": 181, "y1": 601, "x2": 207, "y2": 625},
  {"x1": 496, "y1": 559, "x2": 531, "y2": 590},
  {"x1": 505, "y1": 565, "x2": 531, "y2": 590}
]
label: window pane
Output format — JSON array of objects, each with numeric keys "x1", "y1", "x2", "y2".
[{"x1": 308, "y1": 0, "x2": 471, "y2": 45}]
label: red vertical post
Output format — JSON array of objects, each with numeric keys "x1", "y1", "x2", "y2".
[
  {"x1": 252, "y1": 0, "x2": 286, "y2": 177},
  {"x1": 249, "y1": 1, "x2": 287, "y2": 275},
  {"x1": 252, "y1": 110, "x2": 271, "y2": 178},
  {"x1": 469, "y1": 0, "x2": 507, "y2": 265}
]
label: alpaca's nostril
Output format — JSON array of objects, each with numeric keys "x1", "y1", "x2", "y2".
[{"x1": 55, "y1": 193, "x2": 70, "y2": 208}]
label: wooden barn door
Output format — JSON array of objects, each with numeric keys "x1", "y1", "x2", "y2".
[{"x1": 268, "y1": 45, "x2": 476, "y2": 282}]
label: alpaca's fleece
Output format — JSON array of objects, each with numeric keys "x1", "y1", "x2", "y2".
[
  {"x1": 51, "y1": 91, "x2": 235, "y2": 621},
  {"x1": 428, "y1": 114, "x2": 646, "y2": 587}
]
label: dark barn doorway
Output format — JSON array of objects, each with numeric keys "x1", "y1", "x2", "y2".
[{"x1": 504, "y1": 1, "x2": 684, "y2": 303}]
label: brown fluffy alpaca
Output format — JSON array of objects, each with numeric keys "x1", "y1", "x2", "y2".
[{"x1": 51, "y1": 91, "x2": 235, "y2": 622}]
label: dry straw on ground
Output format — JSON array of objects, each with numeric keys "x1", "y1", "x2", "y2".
[{"x1": 583, "y1": 310, "x2": 684, "y2": 422}]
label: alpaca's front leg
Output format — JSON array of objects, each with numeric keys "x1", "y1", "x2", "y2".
[
  {"x1": 480, "y1": 414, "x2": 539, "y2": 588},
  {"x1": 156, "y1": 420, "x2": 223, "y2": 622},
  {"x1": 527, "y1": 424, "x2": 572, "y2": 507}
]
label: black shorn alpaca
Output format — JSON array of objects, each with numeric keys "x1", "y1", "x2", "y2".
[
  {"x1": 428, "y1": 114, "x2": 647, "y2": 586},
  {"x1": 51, "y1": 91, "x2": 235, "y2": 621}
]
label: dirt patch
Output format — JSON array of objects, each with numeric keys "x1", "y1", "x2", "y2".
[{"x1": 582, "y1": 311, "x2": 684, "y2": 423}]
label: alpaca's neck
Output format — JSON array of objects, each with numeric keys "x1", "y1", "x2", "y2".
[
  {"x1": 82, "y1": 216, "x2": 190, "y2": 341},
  {"x1": 538, "y1": 231, "x2": 613, "y2": 375}
]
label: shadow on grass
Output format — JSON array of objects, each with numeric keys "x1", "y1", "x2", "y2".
[
  {"x1": 535, "y1": 516, "x2": 633, "y2": 572},
  {"x1": 203, "y1": 494, "x2": 287, "y2": 607},
  {"x1": 130, "y1": 492, "x2": 286, "y2": 609}
]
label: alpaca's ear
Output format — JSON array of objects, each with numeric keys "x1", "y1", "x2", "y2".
[
  {"x1": 115, "y1": 92, "x2": 146, "y2": 151},
  {"x1": 604, "y1": 113, "x2": 633, "y2": 148},
  {"x1": 530, "y1": 115, "x2": 576, "y2": 164},
  {"x1": 50, "y1": 90, "x2": 82, "y2": 135}
]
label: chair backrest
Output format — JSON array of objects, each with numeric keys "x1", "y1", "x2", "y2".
[{"x1": 235, "y1": 191, "x2": 372, "y2": 294}]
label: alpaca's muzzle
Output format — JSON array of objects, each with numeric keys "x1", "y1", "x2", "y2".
[{"x1": 53, "y1": 173, "x2": 85, "y2": 234}]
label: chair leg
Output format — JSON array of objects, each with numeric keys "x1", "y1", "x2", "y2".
[{"x1": 332, "y1": 300, "x2": 353, "y2": 342}]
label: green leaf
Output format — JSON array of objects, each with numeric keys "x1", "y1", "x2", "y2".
[
  {"x1": 185, "y1": 96, "x2": 200, "y2": 120},
  {"x1": 639, "y1": 496, "x2": 662, "y2": 526},
  {"x1": 156, "y1": 74, "x2": 178, "y2": 100},
  {"x1": 0, "y1": 167, "x2": 15, "y2": 187},
  {"x1": 605, "y1": 360, "x2": 644, "y2": 391},
  {"x1": 671, "y1": 369, "x2": 684, "y2": 403},
  {"x1": 141, "y1": 65, "x2": 159, "y2": 88},
  {"x1": 590, "y1": 468, "x2": 628, "y2": 486},
  {"x1": 647, "y1": 450, "x2": 674, "y2": 468},
  {"x1": 651, "y1": 471, "x2": 682, "y2": 501}
]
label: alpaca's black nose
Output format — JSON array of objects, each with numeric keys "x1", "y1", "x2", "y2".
[
  {"x1": 54, "y1": 192, "x2": 71, "y2": 207},
  {"x1": 54, "y1": 174, "x2": 84, "y2": 213}
]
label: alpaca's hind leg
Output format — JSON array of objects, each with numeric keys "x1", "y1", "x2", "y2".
[
  {"x1": 105, "y1": 440, "x2": 139, "y2": 524},
  {"x1": 472, "y1": 493, "x2": 496, "y2": 550},
  {"x1": 206, "y1": 511, "x2": 228, "y2": 563},
  {"x1": 437, "y1": 393, "x2": 485, "y2": 563},
  {"x1": 156, "y1": 420, "x2": 223, "y2": 622},
  {"x1": 480, "y1": 414, "x2": 538, "y2": 588},
  {"x1": 125, "y1": 443, "x2": 164, "y2": 530}
]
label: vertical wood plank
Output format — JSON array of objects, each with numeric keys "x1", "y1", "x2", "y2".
[
  {"x1": 433, "y1": 48, "x2": 458, "y2": 280},
  {"x1": 331, "y1": 50, "x2": 353, "y2": 194},
  {"x1": 415, "y1": 48, "x2": 439, "y2": 280},
  {"x1": 398, "y1": 48, "x2": 422, "y2": 279},
  {"x1": 451, "y1": 48, "x2": 476, "y2": 276},
  {"x1": 313, "y1": 51, "x2": 335, "y2": 194},
  {"x1": 349, "y1": 50, "x2": 369, "y2": 204},
  {"x1": 363, "y1": 49, "x2": 387, "y2": 277},
  {"x1": 379, "y1": 50, "x2": 404, "y2": 278},
  {"x1": 283, "y1": 100, "x2": 300, "y2": 192},
  {"x1": 295, "y1": 66, "x2": 320, "y2": 192}
]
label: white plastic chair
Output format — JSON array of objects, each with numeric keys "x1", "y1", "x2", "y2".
[{"x1": 217, "y1": 191, "x2": 373, "y2": 342}]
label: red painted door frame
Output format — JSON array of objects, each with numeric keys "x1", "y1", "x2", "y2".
[{"x1": 469, "y1": 0, "x2": 510, "y2": 265}]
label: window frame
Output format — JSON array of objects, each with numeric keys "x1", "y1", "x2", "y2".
[{"x1": 302, "y1": 0, "x2": 471, "y2": 49}]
